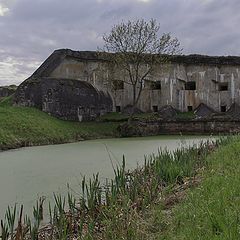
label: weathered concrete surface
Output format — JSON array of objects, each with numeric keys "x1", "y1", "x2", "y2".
[
  {"x1": 158, "y1": 105, "x2": 178, "y2": 119},
  {"x1": 0, "y1": 85, "x2": 17, "y2": 98},
  {"x1": 119, "y1": 120, "x2": 240, "y2": 137},
  {"x1": 15, "y1": 49, "x2": 240, "y2": 121},
  {"x1": 194, "y1": 103, "x2": 216, "y2": 119},
  {"x1": 227, "y1": 103, "x2": 240, "y2": 119},
  {"x1": 14, "y1": 78, "x2": 112, "y2": 121},
  {"x1": 47, "y1": 49, "x2": 240, "y2": 112}
]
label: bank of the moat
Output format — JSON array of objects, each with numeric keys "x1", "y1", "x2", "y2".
[
  {"x1": 1, "y1": 135, "x2": 239, "y2": 239},
  {"x1": 1, "y1": 96, "x2": 240, "y2": 151},
  {"x1": 0, "y1": 97, "x2": 120, "y2": 151},
  {"x1": 0, "y1": 101, "x2": 239, "y2": 151},
  {"x1": 119, "y1": 119, "x2": 240, "y2": 137},
  {"x1": 0, "y1": 135, "x2": 211, "y2": 220}
]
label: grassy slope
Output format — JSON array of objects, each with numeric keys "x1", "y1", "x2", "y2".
[
  {"x1": 144, "y1": 137, "x2": 240, "y2": 239},
  {"x1": 0, "y1": 96, "x2": 120, "y2": 150}
]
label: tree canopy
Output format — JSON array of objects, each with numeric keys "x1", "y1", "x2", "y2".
[{"x1": 102, "y1": 19, "x2": 182, "y2": 109}]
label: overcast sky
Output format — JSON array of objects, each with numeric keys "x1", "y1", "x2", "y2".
[{"x1": 0, "y1": 0, "x2": 239, "y2": 85}]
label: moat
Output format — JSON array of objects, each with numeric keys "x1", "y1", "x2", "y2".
[{"x1": 0, "y1": 135, "x2": 214, "y2": 219}]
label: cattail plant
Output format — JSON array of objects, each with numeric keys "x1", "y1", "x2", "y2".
[
  {"x1": 5, "y1": 205, "x2": 16, "y2": 240},
  {"x1": 0, "y1": 136, "x2": 231, "y2": 240}
]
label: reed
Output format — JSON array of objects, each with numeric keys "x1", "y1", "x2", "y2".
[
  {"x1": 5, "y1": 205, "x2": 16, "y2": 240},
  {"x1": 0, "y1": 137, "x2": 229, "y2": 239},
  {"x1": 0, "y1": 220, "x2": 9, "y2": 240}
]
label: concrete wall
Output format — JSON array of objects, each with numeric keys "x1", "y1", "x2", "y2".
[
  {"x1": 49, "y1": 56, "x2": 240, "y2": 113},
  {"x1": 14, "y1": 78, "x2": 113, "y2": 121},
  {"x1": 0, "y1": 87, "x2": 16, "y2": 98},
  {"x1": 119, "y1": 120, "x2": 240, "y2": 137}
]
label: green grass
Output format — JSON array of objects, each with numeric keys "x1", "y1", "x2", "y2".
[
  {"x1": 0, "y1": 137, "x2": 220, "y2": 239},
  {"x1": 176, "y1": 111, "x2": 196, "y2": 120},
  {"x1": 1, "y1": 96, "x2": 239, "y2": 239},
  {"x1": 132, "y1": 136, "x2": 240, "y2": 239},
  {"x1": 159, "y1": 137, "x2": 240, "y2": 239},
  {"x1": 98, "y1": 112, "x2": 161, "y2": 122},
  {"x1": 0, "y1": 96, "x2": 120, "y2": 150},
  {"x1": 99, "y1": 111, "x2": 196, "y2": 122},
  {"x1": 97, "y1": 112, "x2": 129, "y2": 122}
]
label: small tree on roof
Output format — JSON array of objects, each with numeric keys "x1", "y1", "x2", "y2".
[{"x1": 102, "y1": 19, "x2": 182, "y2": 113}]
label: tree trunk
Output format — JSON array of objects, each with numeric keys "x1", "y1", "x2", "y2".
[
  {"x1": 132, "y1": 84, "x2": 136, "y2": 107},
  {"x1": 128, "y1": 84, "x2": 137, "y2": 123}
]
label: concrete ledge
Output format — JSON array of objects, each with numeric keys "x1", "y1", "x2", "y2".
[{"x1": 119, "y1": 120, "x2": 240, "y2": 137}]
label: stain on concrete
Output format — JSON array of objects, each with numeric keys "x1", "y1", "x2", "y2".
[
  {"x1": 14, "y1": 49, "x2": 240, "y2": 121},
  {"x1": 14, "y1": 78, "x2": 112, "y2": 121},
  {"x1": 0, "y1": 85, "x2": 17, "y2": 99}
]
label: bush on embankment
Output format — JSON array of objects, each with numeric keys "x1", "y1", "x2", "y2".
[
  {"x1": 0, "y1": 137, "x2": 230, "y2": 240},
  {"x1": 0, "y1": 96, "x2": 120, "y2": 150}
]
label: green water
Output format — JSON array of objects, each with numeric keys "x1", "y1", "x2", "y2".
[{"x1": 0, "y1": 135, "x2": 213, "y2": 220}]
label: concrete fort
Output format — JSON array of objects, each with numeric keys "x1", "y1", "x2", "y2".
[
  {"x1": 0, "y1": 85, "x2": 17, "y2": 99},
  {"x1": 14, "y1": 49, "x2": 240, "y2": 121}
]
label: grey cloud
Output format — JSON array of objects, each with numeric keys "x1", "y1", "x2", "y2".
[
  {"x1": 0, "y1": 0, "x2": 239, "y2": 85},
  {"x1": 100, "y1": 6, "x2": 132, "y2": 21}
]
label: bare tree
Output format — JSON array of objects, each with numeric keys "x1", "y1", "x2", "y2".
[{"x1": 102, "y1": 19, "x2": 182, "y2": 111}]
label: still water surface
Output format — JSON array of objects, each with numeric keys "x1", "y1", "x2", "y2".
[{"x1": 0, "y1": 135, "x2": 213, "y2": 219}]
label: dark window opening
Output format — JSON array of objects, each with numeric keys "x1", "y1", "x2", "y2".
[
  {"x1": 90, "y1": 107, "x2": 95, "y2": 113},
  {"x1": 185, "y1": 81, "x2": 196, "y2": 90},
  {"x1": 151, "y1": 81, "x2": 161, "y2": 90},
  {"x1": 218, "y1": 83, "x2": 228, "y2": 91},
  {"x1": 47, "y1": 89, "x2": 53, "y2": 96},
  {"x1": 187, "y1": 106, "x2": 193, "y2": 112},
  {"x1": 78, "y1": 107, "x2": 85, "y2": 114},
  {"x1": 113, "y1": 81, "x2": 124, "y2": 90},
  {"x1": 221, "y1": 105, "x2": 227, "y2": 112},
  {"x1": 152, "y1": 105, "x2": 158, "y2": 112},
  {"x1": 116, "y1": 106, "x2": 121, "y2": 112}
]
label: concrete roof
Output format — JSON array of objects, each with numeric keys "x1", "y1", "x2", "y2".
[{"x1": 30, "y1": 48, "x2": 240, "y2": 79}]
